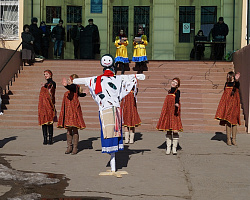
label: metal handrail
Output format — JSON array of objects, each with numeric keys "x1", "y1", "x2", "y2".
[{"x1": 0, "y1": 42, "x2": 22, "y2": 73}]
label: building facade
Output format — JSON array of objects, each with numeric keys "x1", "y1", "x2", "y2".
[{"x1": 0, "y1": 0, "x2": 247, "y2": 60}]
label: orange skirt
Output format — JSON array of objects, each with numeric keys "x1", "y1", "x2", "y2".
[
  {"x1": 38, "y1": 87, "x2": 55, "y2": 125},
  {"x1": 121, "y1": 92, "x2": 141, "y2": 127},
  {"x1": 57, "y1": 91, "x2": 86, "y2": 129},
  {"x1": 215, "y1": 87, "x2": 241, "y2": 126},
  {"x1": 156, "y1": 94, "x2": 183, "y2": 132}
]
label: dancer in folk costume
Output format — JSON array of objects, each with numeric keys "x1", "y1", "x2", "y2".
[
  {"x1": 73, "y1": 54, "x2": 145, "y2": 177},
  {"x1": 57, "y1": 74, "x2": 88, "y2": 155},
  {"x1": 120, "y1": 85, "x2": 141, "y2": 144},
  {"x1": 156, "y1": 78, "x2": 183, "y2": 155},
  {"x1": 114, "y1": 29, "x2": 130, "y2": 75},
  {"x1": 132, "y1": 27, "x2": 148, "y2": 74},
  {"x1": 215, "y1": 71, "x2": 241, "y2": 146},
  {"x1": 38, "y1": 70, "x2": 57, "y2": 145}
]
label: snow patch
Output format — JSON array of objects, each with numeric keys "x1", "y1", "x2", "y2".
[{"x1": 0, "y1": 164, "x2": 60, "y2": 185}]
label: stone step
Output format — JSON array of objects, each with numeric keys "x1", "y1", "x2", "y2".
[
  {"x1": 1, "y1": 61, "x2": 245, "y2": 133},
  {"x1": 0, "y1": 119, "x2": 245, "y2": 133}
]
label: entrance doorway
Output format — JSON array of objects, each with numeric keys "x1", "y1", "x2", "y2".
[{"x1": 109, "y1": 1, "x2": 152, "y2": 61}]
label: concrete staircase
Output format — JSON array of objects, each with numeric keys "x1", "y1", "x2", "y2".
[{"x1": 0, "y1": 60, "x2": 246, "y2": 133}]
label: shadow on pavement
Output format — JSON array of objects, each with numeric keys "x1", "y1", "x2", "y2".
[
  {"x1": 211, "y1": 132, "x2": 227, "y2": 144},
  {"x1": 78, "y1": 137, "x2": 100, "y2": 153},
  {"x1": 53, "y1": 132, "x2": 67, "y2": 143},
  {"x1": 0, "y1": 136, "x2": 17, "y2": 148},
  {"x1": 107, "y1": 145, "x2": 151, "y2": 170},
  {"x1": 134, "y1": 132, "x2": 143, "y2": 142}
]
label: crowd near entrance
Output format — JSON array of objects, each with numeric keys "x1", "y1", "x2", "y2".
[{"x1": 18, "y1": 0, "x2": 242, "y2": 60}]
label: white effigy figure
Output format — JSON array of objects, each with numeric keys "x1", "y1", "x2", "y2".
[{"x1": 73, "y1": 54, "x2": 145, "y2": 177}]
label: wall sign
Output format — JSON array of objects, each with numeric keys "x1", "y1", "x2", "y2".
[
  {"x1": 183, "y1": 23, "x2": 190, "y2": 33},
  {"x1": 91, "y1": 0, "x2": 102, "y2": 13}
]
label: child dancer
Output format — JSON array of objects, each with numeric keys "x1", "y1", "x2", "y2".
[
  {"x1": 114, "y1": 29, "x2": 130, "y2": 75},
  {"x1": 215, "y1": 71, "x2": 241, "y2": 145},
  {"x1": 57, "y1": 74, "x2": 87, "y2": 155},
  {"x1": 156, "y1": 78, "x2": 183, "y2": 155},
  {"x1": 132, "y1": 27, "x2": 148, "y2": 74},
  {"x1": 120, "y1": 86, "x2": 141, "y2": 144},
  {"x1": 38, "y1": 70, "x2": 56, "y2": 145}
]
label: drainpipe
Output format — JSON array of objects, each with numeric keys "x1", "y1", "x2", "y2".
[
  {"x1": 233, "y1": 0, "x2": 235, "y2": 50},
  {"x1": 31, "y1": 0, "x2": 33, "y2": 18},
  {"x1": 248, "y1": 0, "x2": 250, "y2": 44}
]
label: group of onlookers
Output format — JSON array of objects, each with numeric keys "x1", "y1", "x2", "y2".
[
  {"x1": 191, "y1": 16, "x2": 229, "y2": 60},
  {"x1": 21, "y1": 18, "x2": 100, "y2": 65},
  {"x1": 22, "y1": 17, "x2": 52, "y2": 66}
]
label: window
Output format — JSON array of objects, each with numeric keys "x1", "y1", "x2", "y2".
[
  {"x1": 67, "y1": 6, "x2": 82, "y2": 23},
  {"x1": 0, "y1": 0, "x2": 19, "y2": 40},
  {"x1": 201, "y1": 6, "x2": 217, "y2": 37},
  {"x1": 134, "y1": 6, "x2": 150, "y2": 41},
  {"x1": 113, "y1": 6, "x2": 128, "y2": 42},
  {"x1": 46, "y1": 6, "x2": 61, "y2": 23},
  {"x1": 179, "y1": 6, "x2": 195, "y2": 43}
]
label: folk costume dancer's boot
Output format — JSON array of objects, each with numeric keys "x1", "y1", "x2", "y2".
[
  {"x1": 172, "y1": 133, "x2": 179, "y2": 155},
  {"x1": 42, "y1": 125, "x2": 48, "y2": 145},
  {"x1": 165, "y1": 134, "x2": 172, "y2": 155},
  {"x1": 65, "y1": 133, "x2": 73, "y2": 154},
  {"x1": 124, "y1": 132, "x2": 129, "y2": 144},
  {"x1": 71, "y1": 133, "x2": 79, "y2": 155},
  {"x1": 226, "y1": 124, "x2": 232, "y2": 146},
  {"x1": 129, "y1": 132, "x2": 135, "y2": 144},
  {"x1": 232, "y1": 125, "x2": 237, "y2": 145},
  {"x1": 48, "y1": 124, "x2": 53, "y2": 145}
]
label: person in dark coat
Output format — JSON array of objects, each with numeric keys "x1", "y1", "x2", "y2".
[
  {"x1": 71, "y1": 21, "x2": 84, "y2": 59},
  {"x1": 39, "y1": 21, "x2": 50, "y2": 59},
  {"x1": 85, "y1": 19, "x2": 100, "y2": 59},
  {"x1": 194, "y1": 30, "x2": 205, "y2": 60},
  {"x1": 21, "y1": 24, "x2": 34, "y2": 66},
  {"x1": 52, "y1": 19, "x2": 65, "y2": 59},
  {"x1": 212, "y1": 17, "x2": 229, "y2": 60},
  {"x1": 29, "y1": 17, "x2": 42, "y2": 57}
]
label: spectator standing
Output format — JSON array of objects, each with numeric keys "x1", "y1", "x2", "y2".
[
  {"x1": 39, "y1": 21, "x2": 50, "y2": 59},
  {"x1": 52, "y1": 20, "x2": 65, "y2": 59},
  {"x1": 29, "y1": 17, "x2": 42, "y2": 58},
  {"x1": 21, "y1": 24, "x2": 34, "y2": 66},
  {"x1": 85, "y1": 19, "x2": 100, "y2": 59},
  {"x1": 71, "y1": 21, "x2": 84, "y2": 59},
  {"x1": 212, "y1": 17, "x2": 229, "y2": 60}
]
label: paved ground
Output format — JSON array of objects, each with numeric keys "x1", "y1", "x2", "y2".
[{"x1": 0, "y1": 128, "x2": 250, "y2": 200}]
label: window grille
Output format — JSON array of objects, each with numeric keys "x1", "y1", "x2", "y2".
[
  {"x1": 67, "y1": 6, "x2": 82, "y2": 23},
  {"x1": 46, "y1": 6, "x2": 61, "y2": 23},
  {"x1": 201, "y1": 6, "x2": 217, "y2": 38},
  {"x1": 0, "y1": 0, "x2": 19, "y2": 40},
  {"x1": 201, "y1": 6, "x2": 217, "y2": 25},
  {"x1": 134, "y1": 6, "x2": 150, "y2": 41},
  {"x1": 113, "y1": 6, "x2": 128, "y2": 42},
  {"x1": 179, "y1": 6, "x2": 195, "y2": 43}
]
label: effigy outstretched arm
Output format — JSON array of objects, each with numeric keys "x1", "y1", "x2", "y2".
[
  {"x1": 120, "y1": 74, "x2": 145, "y2": 81},
  {"x1": 73, "y1": 77, "x2": 92, "y2": 86}
]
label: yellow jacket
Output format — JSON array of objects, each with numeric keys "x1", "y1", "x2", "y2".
[
  {"x1": 114, "y1": 38, "x2": 129, "y2": 58},
  {"x1": 133, "y1": 35, "x2": 148, "y2": 58}
]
